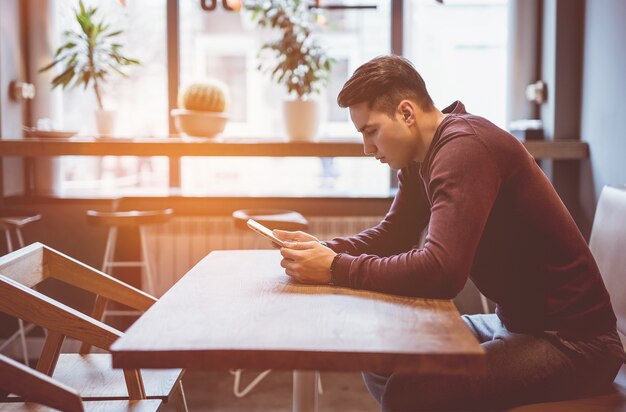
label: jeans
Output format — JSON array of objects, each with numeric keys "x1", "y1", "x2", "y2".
[{"x1": 363, "y1": 314, "x2": 625, "y2": 411}]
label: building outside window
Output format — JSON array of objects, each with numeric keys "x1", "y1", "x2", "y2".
[{"x1": 405, "y1": 0, "x2": 509, "y2": 128}]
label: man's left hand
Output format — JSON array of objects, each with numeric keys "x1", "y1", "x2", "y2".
[{"x1": 279, "y1": 241, "x2": 336, "y2": 284}]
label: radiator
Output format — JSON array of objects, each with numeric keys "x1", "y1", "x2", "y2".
[{"x1": 145, "y1": 216, "x2": 383, "y2": 296}]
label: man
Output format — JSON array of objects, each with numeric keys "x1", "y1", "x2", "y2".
[{"x1": 274, "y1": 55, "x2": 625, "y2": 411}]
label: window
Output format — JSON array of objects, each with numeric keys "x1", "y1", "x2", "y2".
[
  {"x1": 44, "y1": 0, "x2": 509, "y2": 197},
  {"x1": 404, "y1": 0, "x2": 509, "y2": 127},
  {"x1": 49, "y1": 0, "x2": 169, "y2": 196}
]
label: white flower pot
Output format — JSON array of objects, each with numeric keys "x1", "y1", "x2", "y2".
[
  {"x1": 95, "y1": 110, "x2": 116, "y2": 137},
  {"x1": 282, "y1": 99, "x2": 320, "y2": 142}
]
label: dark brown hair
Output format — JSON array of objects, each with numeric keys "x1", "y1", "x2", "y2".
[{"x1": 337, "y1": 55, "x2": 434, "y2": 117}]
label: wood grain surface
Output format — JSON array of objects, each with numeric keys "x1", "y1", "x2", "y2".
[
  {"x1": 0, "y1": 401, "x2": 162, "y2": 412},
  {"x1": 48, "y1": 354, "x2": 181, "y2": 401},
  {"x1": 112, "y1": 250, "x2": 484, "y2": 375},
  {"x1": 0, "y1": 354, "x2": 162, "y2": 412}
]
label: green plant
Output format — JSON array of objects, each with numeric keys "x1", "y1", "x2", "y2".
[
  {"x1": 245, "y1": 0, "x2": 333, "y2": 99},
  {"x1": 39, "y1": 0, "x2": 140, "y2": 110}
]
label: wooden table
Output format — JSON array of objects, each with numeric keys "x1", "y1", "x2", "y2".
[{"x1": 111, "y1": 250, "x2": 485, "y2": 412}]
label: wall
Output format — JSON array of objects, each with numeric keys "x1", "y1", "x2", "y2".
[
  {"x1": 539, "y1": 0, "x2": 585, "y2": 228},
  {"x1": 579, "y1": 0, "x2": 626, "y2": 233},
  {"x1": 0, "y1": 0, "x2": 26, "y2": 198}
]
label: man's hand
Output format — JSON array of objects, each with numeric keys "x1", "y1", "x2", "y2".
[
  {"x1": 273, "y1": 230, "x2": 336, "y2": 284},
  {"x1": 273, "y1": 229, "x2": 320, "y2": 243}
]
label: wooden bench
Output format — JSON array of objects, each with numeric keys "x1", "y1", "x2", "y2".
[
  {"x1": 0, "y1": 243, "x2": 187, "y2": 410},
  {"x1": 0, "y1": 352, "x2": 161, "y2": 411},
  {"x1": 510, "y1": 185, "x2": 626, "y2": 411}
]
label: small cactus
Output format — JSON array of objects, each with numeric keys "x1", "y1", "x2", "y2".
[{"x1": 178, "y1": 80, "x2": 229, "y2": 112}]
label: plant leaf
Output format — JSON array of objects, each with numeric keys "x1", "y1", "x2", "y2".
[
  {"x1": 51, "y1": 64, "x2": 76, "y2": 89},
  {"x1": 39, "y1": 58, "x2": 63, "y2": 73},
  {"x1": 105, "y1": 30, "x2": 123, "y2": 38}
]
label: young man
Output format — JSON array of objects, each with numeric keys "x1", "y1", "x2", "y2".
[{"x1": 274, "y1": 55, "x2": 625, "y2": 410}]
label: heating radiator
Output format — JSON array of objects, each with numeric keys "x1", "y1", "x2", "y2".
[{"x1": 144, "y1": 216, "x2": 383, "y2": 296}]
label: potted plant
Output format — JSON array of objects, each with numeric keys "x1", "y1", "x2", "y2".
[
  {"x1": 172, "y1": 80, "x2": 230, "y2": 138},
  {"x1": 39, "y1": 1, "x2": 140, "y2": 136},
  {"x1": 246, "y1": 0, "x2": 333, "y2": 141}
]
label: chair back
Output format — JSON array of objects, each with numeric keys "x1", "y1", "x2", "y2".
[
  {"x1": 0, "y1": 243, "x2": 45, "y2": 287},
  {"x1": 0, "y1": 243, "x2": 156, "y2": 309},
  {"x1": 589, "y1": 185, "x2": 626, "y2": 345},
  {"x1": 0, "y1": 243, "x2": 158, "y2": 400}
]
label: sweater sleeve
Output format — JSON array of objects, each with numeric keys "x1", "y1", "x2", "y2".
[
  {"x1": 331, "y1": 135, "x2": 503, "y2": 298},
  {"x1": 323, "y1": 164, "x2": 430, "y2": 257}
]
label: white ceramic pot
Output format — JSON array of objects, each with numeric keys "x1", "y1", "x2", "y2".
[
  {"x1": 95, "y1": 110, "x2": 116, "y2": 137},
  {"x1": 282, "y1": 99, "x2": 320, "y2": 142}
]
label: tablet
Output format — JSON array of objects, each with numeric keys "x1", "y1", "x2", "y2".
[{"x1": 246, "y1": 219, "x2": 285, "y2": 247}]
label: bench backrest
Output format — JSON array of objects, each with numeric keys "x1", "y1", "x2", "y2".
[{"x1": 589, "y1": 185, "x2": 626, "y2": 345}]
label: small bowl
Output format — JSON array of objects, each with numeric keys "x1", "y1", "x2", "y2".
[{"x1": 171, "y1": 109, "x2": 228, "y2": 138}]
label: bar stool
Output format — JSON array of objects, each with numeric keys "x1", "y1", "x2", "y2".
[
  {"x1": 231, "y1": 208, "x2": 323, "y2": 398},
  {"x1": 86, "y1": 208, "x2": 173, "y2": 318},
  {"x1": 0, "y1": 209, "x2": 42, "y2": 366}
]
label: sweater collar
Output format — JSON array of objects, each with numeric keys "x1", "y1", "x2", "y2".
[{"x1": 442, "y1": 100, "x2": 466, "y2": 115}]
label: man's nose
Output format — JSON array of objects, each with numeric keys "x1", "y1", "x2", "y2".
[{"x1": 363, "y1": 141, "x2": 376, "y2": 156}]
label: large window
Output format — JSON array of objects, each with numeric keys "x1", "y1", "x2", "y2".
[{"x1": 45, "y1": 0, "x2": 509, "y2": 197}]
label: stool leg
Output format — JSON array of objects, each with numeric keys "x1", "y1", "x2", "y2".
[
  {"x1": 139, "y1": 226, "x2": 155, "y2": 296},
  {"x1": 16, "y1": 228, "x2": 33, "y2": 365},
  {"x1": 3, "y1": 228, "x2": 29, "y2": 366},
  {"x1": 4, "y1": 229, "x2": 13, "y2": 254},
  {"x1": 0, "y1": 323, "x2": 34, "y2": 366},
  {"x1": 17, "y1": 319, "x2": 30, "y2": 367},
  {"x1": 230, "y1": 369, "x2": 273, "y2": 398},
  {"x1": 101, "y1": 227, "x2": 117, "y2": 323},
  {"x1": 102, "y1": 227, "x2": 118, "y2": 273},
  {"x1": 15, "y1": 227, "x2": 25, "y2": 248},
  {"x1": 318, "y1": 373, "x2": 323, "y2": 395}
]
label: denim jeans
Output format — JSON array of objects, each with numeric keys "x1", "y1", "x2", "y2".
[{"x1": 363, "y1": 314, "x2": 625, "y2": 411}]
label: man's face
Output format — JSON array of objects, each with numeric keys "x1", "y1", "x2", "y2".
[{"x1": 349, "y1": 102, "x2": 418, "y2": 170}]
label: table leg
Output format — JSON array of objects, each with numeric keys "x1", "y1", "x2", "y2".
[{"x1": 293, "y1": 370, "x2": 318, "y2": 412}]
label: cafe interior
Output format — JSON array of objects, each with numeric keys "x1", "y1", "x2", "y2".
[{"x1": 0, "y1": 0, "x2": 625, "y2": 411}]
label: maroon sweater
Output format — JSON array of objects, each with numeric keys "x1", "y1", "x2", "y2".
[{"x1": 327, "y1": 101, "x2": 616, "y2": 338}]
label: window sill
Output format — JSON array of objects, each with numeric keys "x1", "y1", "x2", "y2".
[{"x1": 0, "y1": 137, "x2": 589, "y2": 159}]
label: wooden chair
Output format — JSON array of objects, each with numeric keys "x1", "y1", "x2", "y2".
[
  {"x1": 509, "y1": 185, "x2": 626, "y2": 411},
  {"x1": 0, "y1": 353, "x2": 161, "y2": 411},
  {"x1": 0, "y1": 243, "x2": 188, "y2": 411}
]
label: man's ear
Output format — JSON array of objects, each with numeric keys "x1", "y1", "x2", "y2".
[{"x1": 397, "y1": 100, "x2": 415, "y2": 124}]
